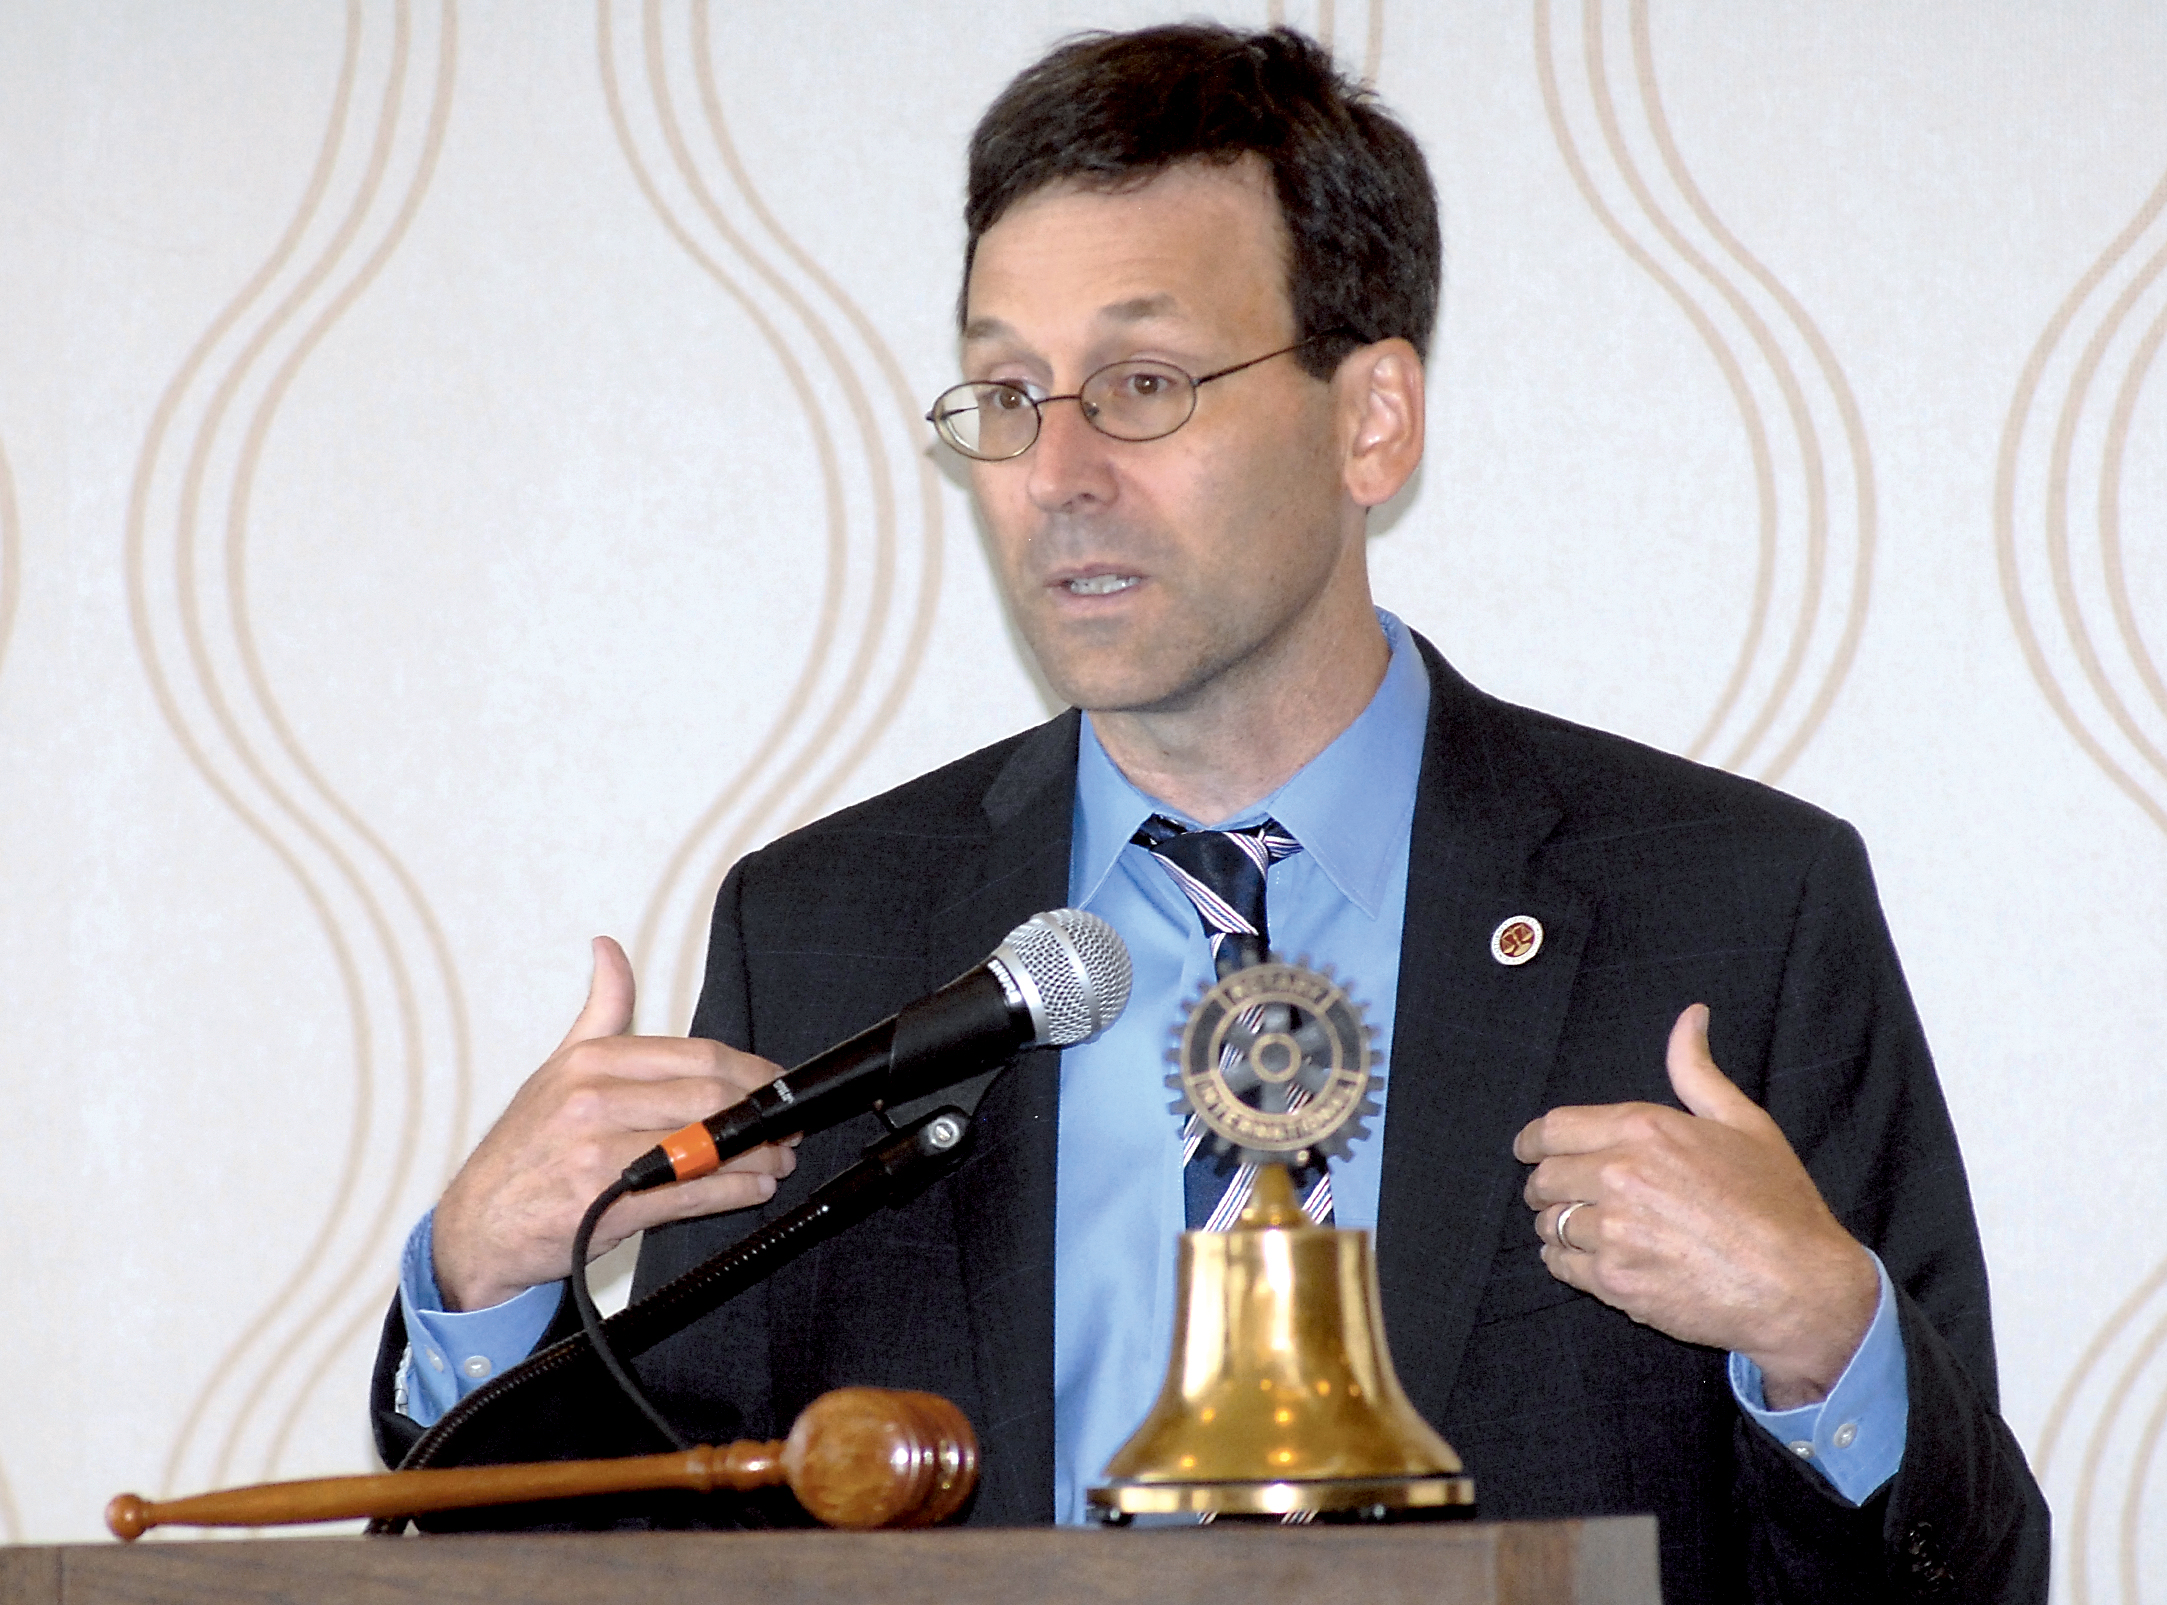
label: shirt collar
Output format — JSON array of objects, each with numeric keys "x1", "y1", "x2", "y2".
[{"x1": 1070, "y1": 609, "x2": 1431, "y2": 918}]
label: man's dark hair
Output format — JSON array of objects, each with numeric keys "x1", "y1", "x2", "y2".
[{"x1": 962, "y1": 23, "x2": 1441, "y2": 376}]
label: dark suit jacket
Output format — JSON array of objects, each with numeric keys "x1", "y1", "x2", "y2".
[{"x1": 376, "y1": 639, "x2": 2048, "y2": 1601}]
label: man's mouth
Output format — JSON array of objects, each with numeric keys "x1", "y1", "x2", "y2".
[{"x1": 1063, "y1": 574, "x2": 1141, "y2": 596}]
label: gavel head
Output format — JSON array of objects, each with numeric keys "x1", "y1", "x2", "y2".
[{"x1": 782, "y1": 1387, "x2": 979, "y2": 1528}]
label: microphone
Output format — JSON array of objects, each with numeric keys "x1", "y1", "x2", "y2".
[{"x1": 621, "y1": 909, "x2": 1131, "y2": 1194}]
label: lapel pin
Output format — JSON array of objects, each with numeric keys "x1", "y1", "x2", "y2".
[{"x1": 1490, "y1": 915, "x2": 1543, "y2": 966}]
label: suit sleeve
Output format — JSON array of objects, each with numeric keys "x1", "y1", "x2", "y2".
[
  {"x1": 687, "y1": 857, "x2": 757, "y2": 1053},
  {"x1": 371, "y1": 1295, "x2": 424, "y2": 1468},
  {"x1": 1733, "y1": 820, "x2": 2048, "y2": 1601}
]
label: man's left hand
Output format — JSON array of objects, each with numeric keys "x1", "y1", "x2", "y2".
[{"x1": 1513, "y1": 1003, "x2": 1879, "y2": 1409}]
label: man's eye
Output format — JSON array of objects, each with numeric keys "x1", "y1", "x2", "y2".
[{"x1": 987, "y1": 385, "x2": 1031, "y2": 412}]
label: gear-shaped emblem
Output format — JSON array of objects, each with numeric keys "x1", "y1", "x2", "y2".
[{"x1": 1166, "y1": 958, "x2": 1380, "y2": 1167}]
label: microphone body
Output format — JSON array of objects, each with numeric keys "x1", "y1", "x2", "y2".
[
  {"x1": 624, "y1": 909, "x2": 1129, "y2": 1194},
  {"x1": 626, "y1": 967, "x2": 1019, "y2": 1192}
]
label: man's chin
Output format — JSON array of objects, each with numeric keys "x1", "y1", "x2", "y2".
[
  {"x1": 1040, "y1": 661, "x2": 1206, "y2": 718},
  {"x1": 1019, "y1": 620, "x2": 1234, "y2": 716},
  {"x1": 1022, "y1": 621, "x2": 1263, "y2": 716}
]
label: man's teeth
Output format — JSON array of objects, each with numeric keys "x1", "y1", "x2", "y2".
[{"x1": 1066, "y1": 574, "x2": 1140, "y2": 595}]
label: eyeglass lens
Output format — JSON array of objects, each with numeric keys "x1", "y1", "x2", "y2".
[{"x1": 935, "y1": 361, "x2": 1199, "y2": 459}]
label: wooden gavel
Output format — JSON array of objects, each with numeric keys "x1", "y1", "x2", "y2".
[{"x1": 107, "y1": 1387, "x2": 976, "y2": 1539}]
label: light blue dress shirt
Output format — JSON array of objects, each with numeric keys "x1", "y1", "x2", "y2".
[
  {"x1": 396, "y1": 608, "x2": 1905, "y2": 1510},
  {"x1": 1050, "y1": 610, "x2": 1427, "y2": 1520},
  {"x1": 393, "y1": 1210, "x2": 557, "y2": 1424}
]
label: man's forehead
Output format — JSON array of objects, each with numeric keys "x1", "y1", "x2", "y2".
[
  {"x1": 959, "y1": 162, "x2": 1291, "y2": 346},
  {"x1": 962, "y1": 294, "x2": 1182, "y2": 346}
]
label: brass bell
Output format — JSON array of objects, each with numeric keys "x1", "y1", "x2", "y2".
[{"x1": 1087, "y1": 1164, "x2": 1474, "y2": 1518}]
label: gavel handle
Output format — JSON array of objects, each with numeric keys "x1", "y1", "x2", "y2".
[{"x1": 106, "y1": 1441, "x2": 783, "y2": 1540}]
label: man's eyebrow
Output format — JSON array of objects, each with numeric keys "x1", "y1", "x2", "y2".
[
  {"x1": 1100, "y1": 294, "x2": 1181, "y2": 324},
  {"x1": 960, "y1": 296, "x2": 1186, "y2": 345}
]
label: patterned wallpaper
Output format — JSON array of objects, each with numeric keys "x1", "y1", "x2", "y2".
[{"x1": 0, "y1": 3, "x2": 2159, "y2": 1595}]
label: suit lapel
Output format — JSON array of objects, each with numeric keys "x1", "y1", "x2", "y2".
[
  {"x1": 1377, "y1": 640, "x2": 1590, "y2": 1427},
  {"x1": 920, "y1": 660, "x2": 1592, "y2": 1499},
  {"x1": 925, "y1": 710, "x2": 1078, "y2": 1523}
]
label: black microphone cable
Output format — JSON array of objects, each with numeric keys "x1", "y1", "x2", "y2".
[
  {"x1": 567, "y1": 1177, "x2": 687, "y2": 1451},
  {"x1": 563, "y1": 1104, "x2": 987, "y2": 1457}
]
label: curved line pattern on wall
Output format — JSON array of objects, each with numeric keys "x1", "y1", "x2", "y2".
[
  {"x1": 1534, "y1": 0, "x2": 1874, "y2": 782},
  {"x1": 599, "y1": 0, "x2": 942, "y2": 1032},
  {"x1": 1996, "y1": 167, "x2": 2167, "y2": 836},
  {"x1": 126, "y1": 0, "x2": 470, "y2": 1491},
  {"x1": 2000, "y1": 162, "x2": 2167, "y2": 1605},
  {"x1": 2037, "y1": 1262, "x2": 2167, "y2": 1605}
]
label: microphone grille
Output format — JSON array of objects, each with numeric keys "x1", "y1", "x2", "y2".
[{"x1": 994, "y1": 909, "x2": 1133, "y2": 1047}]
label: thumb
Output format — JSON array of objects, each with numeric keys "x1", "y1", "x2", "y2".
[
  {"x1": 556, "y1": 935, "x2": 636, "y2": 1050},
  {"x1": 1664, "y1": 1003, "x2": 1762, "y2": 1129}
]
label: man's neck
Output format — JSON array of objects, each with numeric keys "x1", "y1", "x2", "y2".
[{"x1": 1085, "y1": 611, "x2": 1391, "y2": 825}]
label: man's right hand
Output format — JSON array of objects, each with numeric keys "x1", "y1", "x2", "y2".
[{"x1": 430, "y1": 936, "x2": 797, "y2": 1311}]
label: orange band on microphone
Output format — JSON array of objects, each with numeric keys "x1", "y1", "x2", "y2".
[{"x1": 662, "y1": 1122, "x2": 720, "y2": 1183}]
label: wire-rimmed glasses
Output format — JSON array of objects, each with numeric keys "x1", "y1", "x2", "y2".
[{"x1": 925, "y1": 331, "x2": 1345, "y2": 462}]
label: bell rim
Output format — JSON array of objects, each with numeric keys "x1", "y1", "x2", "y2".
[{"x1": 1084, "y1": 1473, "x2": 1475, "y2": 1516}]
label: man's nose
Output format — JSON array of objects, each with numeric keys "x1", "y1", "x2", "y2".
[{"x1": 1026, "y1": 395, "x2": 1119, "y2": 512}]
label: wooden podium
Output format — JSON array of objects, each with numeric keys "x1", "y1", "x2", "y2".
[{"x1": 0, "y1": 1520, "x2": 1659, "y2": 1605}]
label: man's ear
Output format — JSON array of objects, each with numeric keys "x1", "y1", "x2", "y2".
[{"x1": 1336, "y1": 338, "x2": 1425, "y2": 509}]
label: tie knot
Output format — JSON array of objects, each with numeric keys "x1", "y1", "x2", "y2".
[{"x1": 1131, "y1": 816, "x2": 1302, "y2": 973}]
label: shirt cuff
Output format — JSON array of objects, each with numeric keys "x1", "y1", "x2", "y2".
[
  {"x1": 395, "y1": 1208, "x2": 560, "y2": 1428},
  {"x1": 1728, "y1": 1250, "x2": 1907, "y2": 1505}
]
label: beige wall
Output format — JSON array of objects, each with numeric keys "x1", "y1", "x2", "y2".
[{"x1": 0, "y1": 3, "x2": 2160, "y2": 1594}]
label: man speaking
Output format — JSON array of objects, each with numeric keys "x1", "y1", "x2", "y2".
[{"x1": 373, "y1": 23, "x2": 2048, "y2": 1601}]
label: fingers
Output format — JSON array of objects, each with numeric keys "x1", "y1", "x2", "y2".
[
  {"x1": 556, "y1": 936, "x2": 637, "y2": 1052},
  {"x1": 1521, "y1": 1150, "x2": 1609, "y2": 1210},
  {"x1": 558, "y1": 1133, "x2": 803, "y2": 1263},
  {"x1": 1510, "y1": 1115, "x2": 1545, "y2": 1164},
  {"x1": 564, "y1": 1071, "x2": 752, "y2": 1142},
  {"x1": 1662, "y1": 1004, "x2": 1773, "y2": 1134},
  {"x1": 1514, "y1": 1107, "x2": 1600, "y2": 1163},
  {"x1": 1514, "y1": 1100, "x2": 1673, "y2": 1164},
  {"x1": 598, "y1": 1146, "x2": 798, "y2": 1246},
  {"x1": 1535, "y1": 1203, "x2": 1599, "y2": 1295},
  {"x1": 433, "y1": 937, "x2": 793, "y2": 1309},
  {"x1": 1511, "y1": 1008, "x2": 1877, "y2": 1368},
  {"x1": 1515, "y1": 1006, "x2": 1763, "y2": 1164},
  {"x1": 1535, "y1": 1199, "x2": 1597, "y2": 1253},
  {"x1": 557, "y1": 1031, "x2": 779, "y2": 1090}
]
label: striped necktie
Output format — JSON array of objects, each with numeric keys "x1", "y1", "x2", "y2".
[{"x1": 1130, "y1": 815, "x2": 1333, "y2": 1230}]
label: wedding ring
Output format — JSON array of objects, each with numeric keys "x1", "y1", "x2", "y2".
[{"x1": 1554, "y1": 1199, "x2": 1593, "y2": 1253}]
